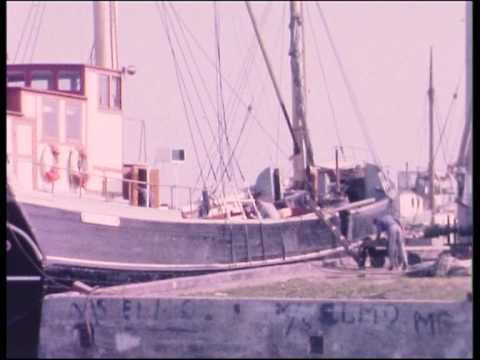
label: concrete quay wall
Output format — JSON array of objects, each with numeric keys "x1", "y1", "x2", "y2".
[{"x1": 39, "y1": 295, "x2": 472, "y2": 358}]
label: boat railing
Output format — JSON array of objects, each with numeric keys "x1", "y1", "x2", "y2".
[{"x1": 9, "y1": 158, "x2": 204, "y2": 211}]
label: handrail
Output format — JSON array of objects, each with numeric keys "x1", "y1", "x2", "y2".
[
  {"x1": 11, "y1": 158, "x2": 204, "y2": 210},
  {"x1": 9, "y1": 158, "x2": 260, "y2": 214},
  {"x1": 13, "y1": 158, "x2": 203, "y2": 191}
]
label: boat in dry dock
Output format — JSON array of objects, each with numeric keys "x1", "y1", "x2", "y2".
[{"x1": 6, "y1": 2, "x2": 395, "y2": 287}]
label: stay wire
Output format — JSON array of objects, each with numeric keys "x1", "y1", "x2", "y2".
[
  {"x1": 28, "y1": 2, "x2": 47, "y2": 63},
  {"x1": 224, "y1": 2, "x2": 272, "y2": 127},
  {"x1": 13, "y1": 2, "x2": 35, "y2": 63},
  {"x1": 157, "y1": 3, "x2": 207, "y2": 187},
  {"x1": 19, "y1": 3, "x2": 41, "y2": 63},
  {"x1": 193, "y1": 3, "x2": 274, "y2": 189},
  {"x1": 433, "y1": 101, "x2": 449, "y2": 167},
  {"x1": 168, "y1": 3, "x2": 221, "y2": 159},
  {"x1": 167, "y1": 4, "x2": 291, "y2": 162},
  {"x1": 169, "y1": 2, "x2": 250, "y2": 188},
  {"x1": 213, "y1": 2, "x2": 233, "y2": 196},
  {"x1": 315, "y1": 2, "x2": 381, "y2": 168},
  {"x1": 222, "y1": 2, "x2": 281, "y2": 176},
  {"x1": 162, "y1": 4, "x2": 218, "y2": 182},
  {"x1": 306, "y1": 4, "x2": 345, "y2": 159},
  {"x1": 433, "y1": 76, "x2": 461, "y2": 164},
  {"x1": 213, "y1": 106, "x2": 253, "y2": 194},
  {"x1": 275, "y1": 2, "x2": 287, "y2": 168}
]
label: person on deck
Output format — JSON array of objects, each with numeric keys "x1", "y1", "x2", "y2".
[{"x1": 373, "y1": 215, "x2": 409, "y2": 271}]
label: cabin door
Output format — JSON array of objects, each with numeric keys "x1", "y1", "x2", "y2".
[{"x1": 9, "y1": 118, "x2": 37, "y2": 190}]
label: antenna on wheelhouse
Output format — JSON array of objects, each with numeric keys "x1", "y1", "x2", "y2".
[{"x1": 93, "y1": 1, "x2": 119, "y2": 70}]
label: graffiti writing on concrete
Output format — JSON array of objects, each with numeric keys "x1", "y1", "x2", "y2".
[
  {"x1": 278, "y1": 302, "x2": 399, "y2": 338},
  {"x1": 318, "y1": 302, "x2": 399, "y2": 327},
  {"x1": 68, "y1": 299, "x2": 457, "y2": 341},
  {"x1": 285, "y1": 316, "x2": 313, "y2": 337},
  {"x1": 122, "y1": 299, "x2": 145, "y2": 321},
  {"x1": 413, "y1": 310, "x2": 454, "y2": 336},
  {"x1": 69, "y1": 299, "x2": 209, "y2": 323},
  {"x1": 70, "y1": 299, "x2": 107, "y2": 325}
]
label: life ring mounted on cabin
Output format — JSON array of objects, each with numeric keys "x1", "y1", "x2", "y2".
[
  {"x1": 68, "y1": 147, "x2": 89, "y2": 189},
  {"x1": 40, "y1": 144, "x2": 60, "y2": 183}
]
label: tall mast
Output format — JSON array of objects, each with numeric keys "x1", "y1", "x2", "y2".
[
  {"x1": 245, "y1": 1, "x2": 301, "y2": 159},
  {"x1": 427, "y1": 47, "x2": 435, "y2": 224},
  {"x1": 289, "y1": 1, "x2": 314, "y2": 188},
  {"x1": 93, "y1": 1, "x2": 119, "y2": 70},
  {"x1": 456, "y1": 2, "x2": 472, "y2": 169},
  {"x1": 456, "y1": 1, "x2": 472, "y2": 245}
]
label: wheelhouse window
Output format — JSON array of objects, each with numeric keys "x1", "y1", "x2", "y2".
[
  {"x1": 42, "y1": 98, "x2": 59, "y2": 139},
  {"x1": 7, "y1": 71, "x2": 26, "y2": 87},
  {"x1": 65, "y1": 101, "x2": 82, "y2": 142},
  {"x1": 111, "y1": 76, "x2": 121, "y2": 109},
  {"x1": 98, "y1": 74, "x2": 109, "y2": 108},
  {"x1": 31, "y1": 70, "x2": 54, "y2": 90},
  {"x1": 58, "y1": 70, "x2": 81, "y2": 92}
]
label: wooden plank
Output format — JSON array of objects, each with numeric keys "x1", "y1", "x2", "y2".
[
  {"x1": 149, "y1": 169, "x2": 160, "y2": 208},
  {"x1": 129, "y1": 167, "x2": 138, "y2": 206}
]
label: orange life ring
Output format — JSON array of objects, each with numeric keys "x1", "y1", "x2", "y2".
[
  {"x1": 68, "y1": 147, "x2": 89, "y2": 189},
  {"x1": 40, "y1": 144, "x2": 60, "y2": 183}
]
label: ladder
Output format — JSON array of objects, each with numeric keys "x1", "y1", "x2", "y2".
[{"x1": 307, "y1": 199, "x2": 361, "y2": 265}]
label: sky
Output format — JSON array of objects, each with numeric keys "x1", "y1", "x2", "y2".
[{"x1": 6, "y1": 1, "x2": 468, "y2": 194}]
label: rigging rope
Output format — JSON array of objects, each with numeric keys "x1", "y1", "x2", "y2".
[
  {"x1": 13, "y1": 3, "x2": 35, "y2": 63},
  {"x1": 87, "y1": 42, "x2": 95, "y2": 64},
  {"x1": 433, "y1": 75, "x2": 461, "y2": 164},
  {"x1": 27, "y1": 2, "x2": 47, "y2": 63},
  {"x1": 224, "y1": 2, "x2": 272, "y2": 130},
  {"x1": 168, "y1": 2, "x2": 254, "y2": 186},
  {"x1": 275, "y1": 2, "x2": 286, "y2": 168},
  {"x1": 166, "y1": 4, "x2": 291, "y2": 162},
  {"x1": 434, "y1": 102, "x2": 449, "y2": 167},
  {"x1": 156, "y1": 2, "x2": 207, "y2": 188},
  {"x1": 161, "y1": 3, "x2": 219, "y2": 182},
  {"x1": 213, "y1": 106, "x2": 253, "y2": 194},
  {"x1": 18, "y1": 2, "x2": 42, "y2": 63},
  {"x1": 213, "y1": 2, "x2": 233, "y2": 197},
  {"x1": 220, "y1": 3, "x2": 275, "y2": 180},
  {"x1": 315, "y1": 2, "x2": 381, "y2": 167},
  {"x1": 305, "y1": 4, "x2": 345, "y2": 159}
]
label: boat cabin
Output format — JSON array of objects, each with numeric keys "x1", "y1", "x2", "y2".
[{"x1": 7, "y1": 63, "x2": 124, "y2": 196}]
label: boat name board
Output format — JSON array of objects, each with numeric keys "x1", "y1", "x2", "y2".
[{"x1": 81, "y1": 212, "x2": 120, "y2": 227}]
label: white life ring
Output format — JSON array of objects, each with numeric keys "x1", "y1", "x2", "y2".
[
  {"x1": 68, "y1": 147, "x2": 89, "y2": 188},
  {"x1": 40, "y1": 144, "x2": 60, "y2": 183}
]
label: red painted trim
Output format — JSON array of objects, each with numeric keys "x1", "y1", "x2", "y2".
[
  {"x1": 8, "y1": 64, "x2": 87, "y2": 96},
  {"x1": 7, "y1": 110, "x2": 23, "y2": 117},
  {"x1": 14, "y1": 86, "x2": 87, "y2": 100},
  {"x1": 7, "y1": 87, "x2": 22, "y2": 112},
  {"x1": 7, "y1": 63, "x2": 121, "y2": 73}
]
